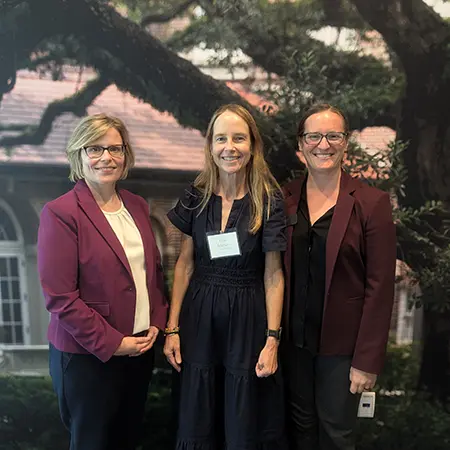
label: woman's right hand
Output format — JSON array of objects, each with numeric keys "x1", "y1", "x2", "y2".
[
  {"x1": 164, "y1": 334, "x2": 182, "y2": 372},
  {"x1": 114, "y1": 336, "x2": 151, "y2": 356}
]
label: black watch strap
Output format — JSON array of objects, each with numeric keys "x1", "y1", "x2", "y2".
[{"x1": 266, "y1": 328, "x2": 282, "y2": 340}]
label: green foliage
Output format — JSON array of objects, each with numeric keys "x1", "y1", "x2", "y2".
[
  {"x1": 0, "y1": 369, "x2": 173, "y2": 450},
  {"x1": 1, "y1": 345, "x2": 449, "y2": 450},
  {"x1": 344, "y1": 135, "x2": 450, "y2": 315},
  {"x1": 411, "y1": 246, "x2": 450, "y2": 312},
  {"x1": 0, "y1": 375, "x2": 67, "y2": 450},
  {"x1": 346, "y1": 139, "x2": 408, "y2": 193},
  {"x1": 376, "y1": 342, "x2": 420, "y2": 393},
  {"x1": 264, "y1": 49, "x2": 402, "y2": 127},
  {"x1": 356, "y1": 393, "x2": 450, "y2": 450},
  {"x1": 110, "y1": 0, "x2": 197, "y2": 26},
  {"x1": 355, "y1": 343, "x2": 450, "y2": 450}
]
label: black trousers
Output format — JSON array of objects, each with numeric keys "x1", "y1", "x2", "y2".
[
  {"x1": 281, "y1": 342, "x2": 359, "y2": 450},
  {"x1": 49, "y1": 344, "x2": 154, "y2": 450}
]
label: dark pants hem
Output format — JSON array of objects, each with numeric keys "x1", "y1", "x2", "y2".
[
  {"x1": 281, "y1": 342, "x2": 359, "y2": 450},
  {"x1": 49, "y1": 343, "x2": 154, "y2": 450}
]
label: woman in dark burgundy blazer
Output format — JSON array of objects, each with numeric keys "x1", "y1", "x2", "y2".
[
  {"x1": 281, "y1": 104, "x2": 396, "y2": 450},
  {"x1": 37, "y1": 114, "x2": 167, "y2": 450}
]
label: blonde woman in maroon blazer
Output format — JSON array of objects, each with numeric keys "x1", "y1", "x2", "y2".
[
  {"x1": 37, "y1": 114, "x2": 167, "y2": 450},
  {"x1": 281, "y1": 104, "x2": 396, "y2": 450}
]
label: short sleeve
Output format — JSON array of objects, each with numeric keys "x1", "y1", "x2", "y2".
[
  {"x1": 262, "y1": 191, "x2": 287, "y2": 252},
  {"x1": 167, "y1": 185, "x2": 201, "y2": 236}
]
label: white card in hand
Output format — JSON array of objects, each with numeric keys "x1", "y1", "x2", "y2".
[
  {"x1": 207, "y1": 230, "x2": 241, "y2": 259},
  {"x1": 357, "y1": 392, "x2": 376, "y2": 418}
]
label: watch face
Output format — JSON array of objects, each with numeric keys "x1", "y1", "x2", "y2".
[{"x1": 267, "y1": 328, "x2": 282, "y2": 340}]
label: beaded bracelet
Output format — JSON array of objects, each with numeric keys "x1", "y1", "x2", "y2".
[{"x1": 164, "y1": 326, "x2": 180, "y2": 336}]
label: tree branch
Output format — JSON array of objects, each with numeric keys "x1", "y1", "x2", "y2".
[
  {"x1": 0, "y1": 0, "x2": 301, "y2": 180},
  {"x1": 193, "y1": 0, "x2": 382, "y2": 79},
  {"x1": 141, "y1": 0, "x2": 196, "y2": 27},
  {"x1": 348, "y1": 0, "x2": 450, "y2": 69},
  {"x1": 348, "y1": 0, "x2": 450, "y2": 205},
  {"x1": 0, "y1": 123, "x2": 30, "y2": 132},
  {"x1": 319, "y1": 0, "x2": 367, "y2": 29},
  {"x1": 171, "y1": 0, "x2": 400, "y2": 128},
  {"x1": 0, "y1": 74, "x2": 109, "y2": 148}
]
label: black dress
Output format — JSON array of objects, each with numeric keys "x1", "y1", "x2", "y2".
[{"x1": 167, "y1": 185, "x2": 287, "y2": 450}]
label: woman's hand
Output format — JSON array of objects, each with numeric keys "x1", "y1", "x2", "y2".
[
  {"x1": 129, "y1": 326, "x2": 160, "y2": 357},
  {"x1": 164, "y1": 334, "x2": 182, "y2": 372},
  {"x1": 349, "y1": 367, "x2": 377, "y2": 394},
  {"x1": 115, "y1": 326, "x2": 160, "y2": 357},
  {"x1": 114, "y1": 335, "x2": 151, "y2": 356},
  {"x1": 255, "y1": 338, "x2": 279, "y2": 378}
]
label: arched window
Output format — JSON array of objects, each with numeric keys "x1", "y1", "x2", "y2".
[
  {"x1": 0, "y1": 205, "x2": 18, "y2": 241},
  {"x1": 0, "y1": 200, "x2": 29, "y2": 345}
]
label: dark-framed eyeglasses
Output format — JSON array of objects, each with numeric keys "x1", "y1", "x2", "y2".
[
  {"x1": 300, "y1": 132, "x2": 348, "y2": 146},
  {"x1": 82, "y1": 145, "x2": 126, "y2": 159}
]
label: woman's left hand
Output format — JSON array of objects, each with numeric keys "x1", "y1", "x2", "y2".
[
  {"x1": 349, "y1": 366, "x2": 377, "y2": 394},
  {"x1": 130, "y1": 326, "x2": 159, "y2": 357},
  {"x1": 255, "y1": 338, "x2": 279, "y2": 378}
]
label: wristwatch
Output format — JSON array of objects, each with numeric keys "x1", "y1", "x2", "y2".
[{"x1": 266, "y1": 328, "x2": 282, "y2": 341}]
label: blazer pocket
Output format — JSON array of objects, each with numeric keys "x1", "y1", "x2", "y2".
[
  {"x1": 62, "y1": 352, "x2": 74, "y2": 373},
  {"x1": 85, "y1": 302, "x2": 110, "y2": 317},
  {"x1": 347, "y1": 295, "x2": 364, "y2": 302}
]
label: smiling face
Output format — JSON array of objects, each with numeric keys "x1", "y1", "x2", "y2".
[
  {"x1": 81, "y1": 127, "x2": 125, "y2": 189},
  {"x1": 211, "y1": 111, "x2": 252, "y2": 177},
  {"x1": 299, "y1": 110, "x2": 348, "y2": 174}
]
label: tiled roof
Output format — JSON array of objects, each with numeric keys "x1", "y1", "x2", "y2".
[
  {"x1": 0, "y1": 70, "x2": 396, "y2": 173},
  {"x1": 352, "y1": 127, "x2": 396, "y2": 153},
  {"x1": 0, "y1": 70, "x2": 206, "y2": 171}
]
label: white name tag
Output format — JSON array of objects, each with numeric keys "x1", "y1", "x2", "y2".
[
  {"x1": 207, "y1": 230, "x2": 241, "y2": 259},
  {"x1": 357, "y1": 391, "x2": 376, "y2": 418}
]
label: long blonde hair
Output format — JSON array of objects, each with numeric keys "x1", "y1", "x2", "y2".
[{"x1": 194, "y1": 104, "x2": 281, "y2": 234}]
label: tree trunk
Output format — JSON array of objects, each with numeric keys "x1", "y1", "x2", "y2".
[
  {"x1": 418, "y1": 310, "x2": 450, "y2": 406},
  {"x1": 350, "y1": 0, "x2": 450, "y2": 401},
  {"x1": 350, "y1": 0, "x2": 450, "y2": 204},
  {"x1": 399, "y1": 80, "x2": 450, "y2": 207}
]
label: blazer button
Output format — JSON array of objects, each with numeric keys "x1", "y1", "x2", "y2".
[{"x1": 128, "y1": 286, "x2": 133, "y2": 291}]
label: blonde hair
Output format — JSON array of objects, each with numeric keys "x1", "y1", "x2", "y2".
[
  {"x1": 194, "y1": 104, "x2": 281, "y2": 234},
  {"x1": 66, "y1": 113, "x2": 135, "y2": 182}
]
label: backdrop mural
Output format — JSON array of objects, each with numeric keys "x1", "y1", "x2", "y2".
[{"x1": 0, "y1": 0, "x2": 450, "y2": 449}]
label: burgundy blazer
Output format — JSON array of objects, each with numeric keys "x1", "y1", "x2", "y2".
[
  {"x1": 38, "y1": 180, "x2": 168, "y2": 362},
  {"x1": 283, "y1": 171, "x2": 396, "y2": 374}
]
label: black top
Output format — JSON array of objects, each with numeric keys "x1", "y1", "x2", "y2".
[
  {"x1": 167, "y1": 185, "x2": 287, "y2": 265},
  {"x1": 290, "y1": 180, "x2": 335, "y2": 353}
]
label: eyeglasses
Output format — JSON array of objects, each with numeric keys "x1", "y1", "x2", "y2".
[
  {"x1": 301, "y1": 132, "x2": 348, "y2": 146},
  {"x1": 83, "y1": 145, "x2": 126, "y2": 159}
]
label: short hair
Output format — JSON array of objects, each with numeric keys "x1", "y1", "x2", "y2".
[
  {"x1": 66, "y1": 113, "x2": 135, "y2": 182},
  {"x1": 297, "y1": 103, "x2": 350, "y2": 137}
]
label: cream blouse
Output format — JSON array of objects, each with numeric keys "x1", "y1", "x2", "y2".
[{"x1": 103, "y1": 202, "x2": 150, "y2": 334}]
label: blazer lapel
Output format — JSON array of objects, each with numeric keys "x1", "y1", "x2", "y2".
[
  {"x1": 74, "y1": 180, "x2": 133, "y2": 278},
  {"x1": 284, "y1": 176, "x2": 304, "y2": 264},
  {"x1": 282, "y1": 176, "x2": 304, "y2": 327},
  {"x1": 325, "y1": 171, "x2": 358, "y2": 300}
]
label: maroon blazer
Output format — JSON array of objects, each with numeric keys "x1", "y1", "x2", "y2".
[
  {"x1": 283, "y1": 171, "x2": 396, "y2": 374},
  {"x1": 38, "y1": 180, "x2": 168, "y2": 362}
]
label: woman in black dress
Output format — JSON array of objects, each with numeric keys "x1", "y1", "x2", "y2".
[{"x1": 164, "y1": 104, "x2": 287, "y2": 450}]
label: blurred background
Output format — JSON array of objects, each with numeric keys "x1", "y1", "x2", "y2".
[{"x1": 0, "y1": 0, "x2": 450, "y2": 448}]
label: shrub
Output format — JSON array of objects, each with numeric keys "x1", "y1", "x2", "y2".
[
  {"x1": 0, "y1": 370, "x2": 172, "y2": 450},
  {"x1": 356, "y1": 343, "x2": 450, "y2": 450},
  {"x1": 1, "y1": 344, "x2": 449, "y2": 449}
]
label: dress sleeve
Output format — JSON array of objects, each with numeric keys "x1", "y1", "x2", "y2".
[
  {"x1": 262, "y1": 191, "x2": 287, "y2": 252},
  {"x1": 167, "y1": 185, "x2": 201, "y2": 236}
]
